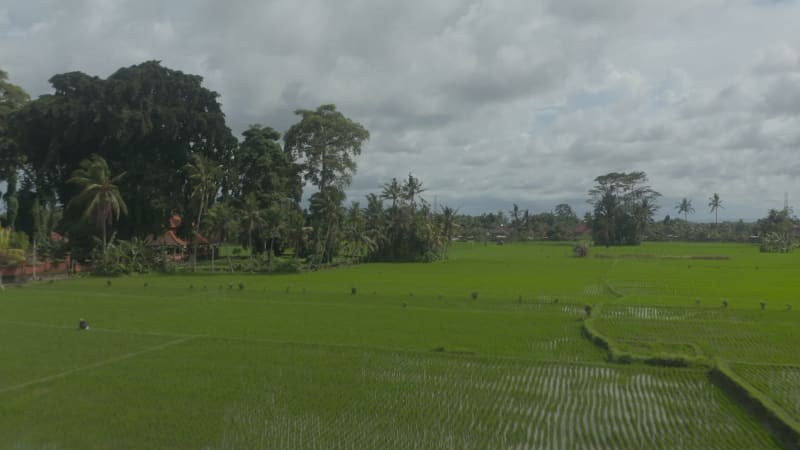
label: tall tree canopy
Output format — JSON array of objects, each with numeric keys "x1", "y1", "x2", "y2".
[
  {"x1": 588, "y1": 171, "x2": 661, "y2": 246},
  {"x1": 236, "y1": 124, "x2": 302, "y2": 206},
  {"x1": 284, "y1": 104, "x2": 369, "y2": 194},
  {"x1": 284, "y1": 104, "x2": 369, "y2": 264},
  {"x1": 11, "y1": 61, "x2": 237, "y2": 237},
  {"x1": 0, "y1": 69, "x2": 30, "y2": 229}
]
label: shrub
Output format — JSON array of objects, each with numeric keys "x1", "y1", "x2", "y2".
[
  {"x1": 351, "y1": 287, "x2": 357, "y2": 295},
  {"x1": 273, "y1": 259, "x2": 301, "y2": 273},
  {"x1": 0, "y1": 248, "x2": 25, "y2": 266},
  {"x1": 573, "y1": 242, "x2": 590, "y2": 258},
  {"x1": 723, "y1": 299, "x2": 729, "y2": 308},
  {"x1": 760, "y1": 301, "x2": 767, "y2": 310},
  {"x1": 238, "y1": 282, "x2": 245, "y2": 290},
  {"x1": 471, "y1": 291, "x2": 479, "y2": 300}
]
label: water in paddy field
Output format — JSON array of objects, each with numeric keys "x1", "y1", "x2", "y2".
[{"x1": 212, "y1": 352, "x2": 776, "y2": 449}]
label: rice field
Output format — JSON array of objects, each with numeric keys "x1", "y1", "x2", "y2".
[
  {"x1": 731, "y1": 363, "x2": 800, "y2": 424},
  {"x1": 0, "y1": 241, "x2": 797, "y2": 448}
]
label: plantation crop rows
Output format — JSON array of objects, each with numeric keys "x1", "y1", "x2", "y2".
[{"x1": 1, "y1": 242, "x2": 798, "y2": 448}]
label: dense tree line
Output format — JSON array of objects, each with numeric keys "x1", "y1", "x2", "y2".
[
  {"x1": 0, "y1": 62, "x2": 457, "y2": 270},
  {"x1": 1, "y1": 63, "x2": 798, "y2": 273}
]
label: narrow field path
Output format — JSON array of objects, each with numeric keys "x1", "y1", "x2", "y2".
[{"x1": 0, "y1": 336, "x2": 197, "y2": 395}]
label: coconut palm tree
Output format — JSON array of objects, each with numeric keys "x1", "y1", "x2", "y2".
[
  {"x1": 381, "y1": 178, "x2": 402, "y2": 210},
  {"x1": 401, "y1": 173, "x2": 426, "y2": 212},
  {"x1": 240, "y1": 193, "x2": 268, "y2": 271},
  {"x1": 205, "y1": 201, "x2": 239, "y2": 272},
  {"x1": 67, "y1": 154, "x2": 127, "y2": 254},
  {"x1": 708, "y1": 193, "x2": 723, "y2": 225},
  {"x1": 184, "y1": 154, "x2": 221, "y2": 271},
  {"x1": 439, "y1": 205, "x2": 459, "y2": 260},
  {"x1": 675, "y1": 198, "x2": 694, "y2": 222},
  {"x1": 364, "y1": 193, "x2": 387, "y2": 260}
]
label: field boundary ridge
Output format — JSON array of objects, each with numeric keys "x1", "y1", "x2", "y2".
[
  {"x1": 595, "y1": 254, "x2": 731, "y2": 260},
  {"x1": 711, "y1": 360, "x2": 800, "y2": 450},
  {"x1": 582, "y1": 316, "x2": 707, "y2": 368}
]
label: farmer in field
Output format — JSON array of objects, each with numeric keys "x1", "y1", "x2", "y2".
[{"x1": 79, "y1": 319, "x2": 90, "y2": 330}]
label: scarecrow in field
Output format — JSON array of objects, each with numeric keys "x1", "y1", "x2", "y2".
[{"x1": 79, "y1": 319, "x2": 90, "y2": 330}]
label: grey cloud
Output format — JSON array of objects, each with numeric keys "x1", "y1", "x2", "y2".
[
  {"x1": 4, "y1": 0, "x2": 800, "y2": 220},
  {"x1": 761, "y1": 75, "x2": 800, "y2": 116}
]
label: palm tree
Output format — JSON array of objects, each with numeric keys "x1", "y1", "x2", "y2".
[
  {"x1": 708, "y1": 193, "x2": 723, "y2": 225},
  {"x1": 381, "y1": 178, "x2": 402, "y2": 210},
  {"x1": 401, "y1": 173, "x2": 426, "y2": 211},
  {"x1": 633, "y1": 197, "x2": 658, "y2": 243},
  {"x1": 240, "y1": 193, "x2": 268, "y2": 271},
  {"x1": 439, "y1": 205, "x2": 459, "y2": 260},
  {"x1": 344, "y1": 201, "x2": 375, "y2": 263},
  {"x1": 264, "y1": 198, "x2": 295, "y2": 273},
  {"x1": 67, "y1": 154, "x2": 127, "y2": 254},
  {"x1": 675, "y1": 198, "x2": 694, "y2": 222},
  {"x1": 184, "y1": 154, "x2": 221, "y2": 271},
  {"x1": 205, "y1": 201, "x2": 239, "y2": 272},
  {"x1": 364, "y1": 193, "x2": 387, "y2": 260},
  {"x1": 309, "y1": 188, "x2": 346, "y2": 265}
]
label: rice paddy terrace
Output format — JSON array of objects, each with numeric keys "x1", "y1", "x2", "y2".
[{"x1": 1, "y1": 241, "x2": 798, "y2": 449}]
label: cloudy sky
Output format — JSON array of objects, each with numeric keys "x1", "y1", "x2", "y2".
[{"x1": 2, "y1": 0, "x2": 800, "y2": 220}]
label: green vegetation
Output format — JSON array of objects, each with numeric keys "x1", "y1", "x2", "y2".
[
  {"x1": 2, "y1": 241, "x2": 798, "y2": 447},
  {"x1": 1, "y1": 62, "x2": 799, "y2": 447}
]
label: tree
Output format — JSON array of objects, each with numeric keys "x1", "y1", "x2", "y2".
[
  {"x1": 757, "y1": 208, "x2": 795, "y2": 253},
  {"x1": 239, "y1": 193, "x2": 268, "y2": 271},
  {"x1": 66, "y1": 154, "x2": 128, "y2": 254},
  {"x1": 12, "y1": 61, "x2": 236, "y2": 238},
  {"x1": 344, "y1": 201, "x2": 374, "y2": 263},
  {"x1": 285, "y1": 104, "x2": 370, "y2": 194},
  {"x1": 308, "y1": 187, "x2": 346, "y2": 265},
  {"x1": 708, "y1": 193, "x2": 723, "y2": 224},
  {"x1": 439, "y1": 205, "x2": 459, "y2": 259},
  {"x1": 675, "y1": 198, "x2": 694, "y2": 222},
  {"x1": 236, "y1": 125, "x2": 302, "y2": 205},
  {"x1": 184, "y1": 153, "x2": 221, "y2": 271},
  {"x1": 205, "y1": 201, "x2": 240, "y2": 272},
  {"x1": 588, "y1": 172, "x2": 661, "y2": 246},
  {"x1": 381, "y1": 178, "x2": 402, "y2": 210},
  {"x1": 0, "y1": 69, "x2": 29, "y2": 229},
  {"x1": 284, "y1": 105, "x2": 369, "y2": 263},
  {"x1": 363, "y1": 193, "x2": 388, "y2": 260},
  {"x1": 552, "y1": 203, "x2": 578, "y2": 240},
  {"x1": 401, "y1": 173, "x2": 426, "y2": 212}
]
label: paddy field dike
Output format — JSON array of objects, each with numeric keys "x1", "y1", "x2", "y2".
[{"x1": 2, "y1": 241, "x2": 799, "y2": 449}]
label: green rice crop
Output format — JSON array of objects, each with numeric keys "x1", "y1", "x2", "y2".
[{"x1": 0, "y1": 241, "x2": 795, "y2": 447}]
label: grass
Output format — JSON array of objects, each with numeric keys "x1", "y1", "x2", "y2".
[{"x1": 0, "y1": 241, "x2": 796, "y2": 448}]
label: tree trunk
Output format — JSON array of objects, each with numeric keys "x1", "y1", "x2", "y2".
[
  {"x1": 249, "y1": 229, "x2": 254, "y2": 273},
  {"x1": 102, "y1": 220, "x2": 107, "y2": 255},
  {"x1": 269, "y1": 237, "x2": 275, "y2": 273}
]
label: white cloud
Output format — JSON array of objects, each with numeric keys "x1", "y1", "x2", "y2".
[{"x1": 2, "y1": 0, "x2": 800, "y2": 219}]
